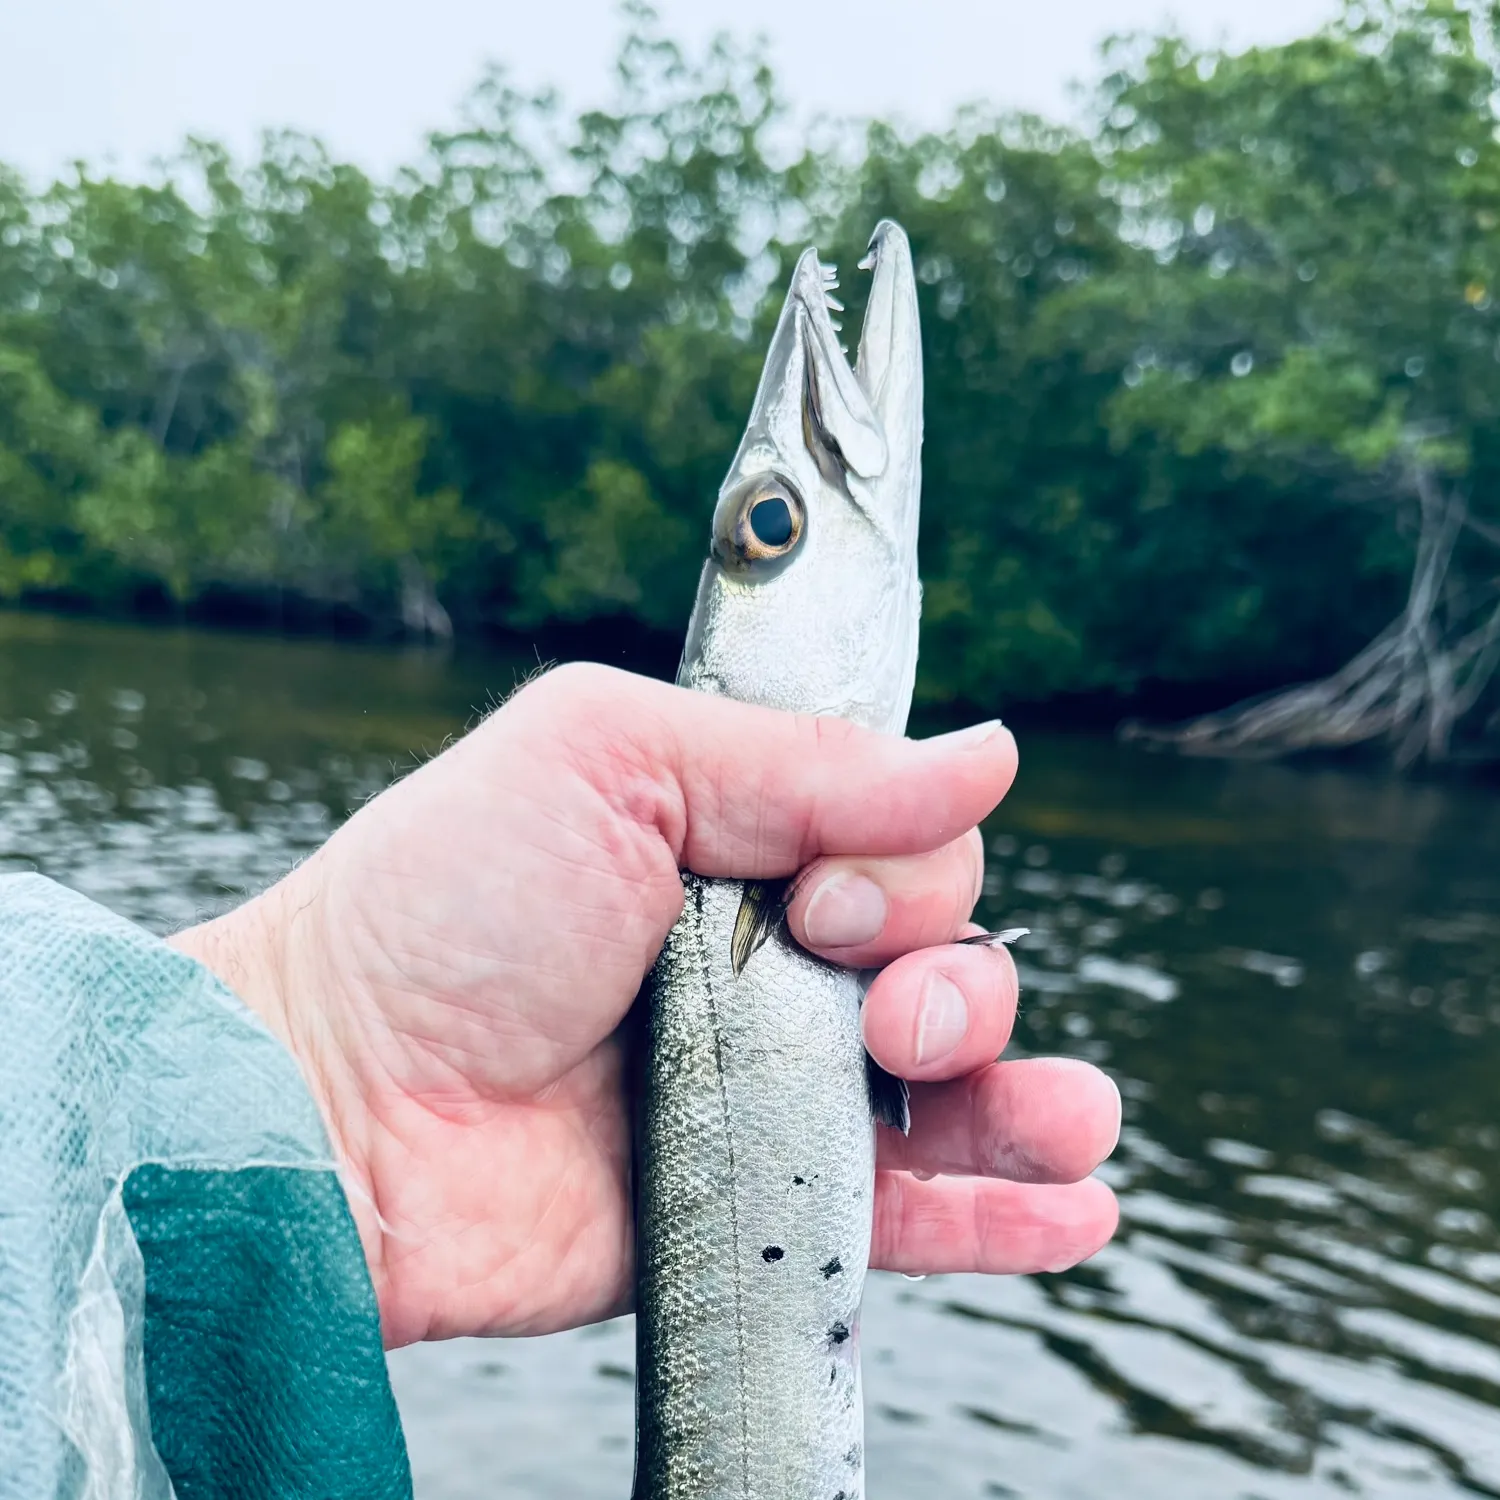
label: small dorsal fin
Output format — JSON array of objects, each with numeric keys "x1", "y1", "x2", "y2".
[{"x1": 731, "y1": 879, "x2": 795, "y2": 977}]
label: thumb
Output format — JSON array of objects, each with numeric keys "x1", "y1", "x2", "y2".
[{"x1": 507, "y1": 663, "x2": 1017, "y2": 877}]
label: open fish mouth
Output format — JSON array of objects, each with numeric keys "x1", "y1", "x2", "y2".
[{"x1": 678, "y1": 220, "x2": 925, "y2": 736}]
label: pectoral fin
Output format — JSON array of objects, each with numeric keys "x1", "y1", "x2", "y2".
[
  {"x1": 865, "y1": 1053, "x2": 911, "y2": 1134},
  {"x1": 858, "y1": 967, "x2": 911, "y2": 1132}
]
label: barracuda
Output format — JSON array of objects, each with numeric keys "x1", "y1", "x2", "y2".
[{"x1": 632, "y1": 220, "x2": 924, "y2": 1500}]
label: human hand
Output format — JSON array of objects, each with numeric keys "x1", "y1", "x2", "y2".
[{"x1": 171, "y1": 664, "x2": 1120, "y2": 1349}]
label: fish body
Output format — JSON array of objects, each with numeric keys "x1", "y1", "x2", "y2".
[
  {"x1": 635, "y1": 877, "x2": 871, "y2": 1498},
  {"x1": 633, "y1": 222, "x2": 925, "y2": 1500}
]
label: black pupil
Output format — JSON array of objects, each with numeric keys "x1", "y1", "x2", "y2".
[{"x1": 749, "y1": 496, "x2": 794, "y2": 548}]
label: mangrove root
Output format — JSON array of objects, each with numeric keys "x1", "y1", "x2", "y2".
[{"x1": 1122, "y1": 468, "x2": 1500, "y2": 767}]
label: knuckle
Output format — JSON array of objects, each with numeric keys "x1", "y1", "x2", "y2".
[
  {"x1": 521, "y1": 659, "x2": 621, "y2": 713},
  {"x1": 802, "y1": 713, "x2": 860, "y2": 753},
  {"x1": 511, "y1": 662, "x2": 644, "y2": 755}
]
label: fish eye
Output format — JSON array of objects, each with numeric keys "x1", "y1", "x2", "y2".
[
  {"x1": 750, "y1": 497, "x2": 793, "y2": 548},
  {"x1": 713, "y1": 475, "x2": 807, "y2": 575}
]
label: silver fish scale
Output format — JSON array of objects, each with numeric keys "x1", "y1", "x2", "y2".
[{"x1": 634, "y1": 874, "x2": 872, "y2": 1500}]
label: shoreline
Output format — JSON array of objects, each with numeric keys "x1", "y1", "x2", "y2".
[{"x1": 10, "y1": 597, "x2": 1488, "y2": 777}]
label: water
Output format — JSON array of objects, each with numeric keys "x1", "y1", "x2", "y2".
[{"x1": 4, "y1": 609, "x2": 1500, "y2": 1498}]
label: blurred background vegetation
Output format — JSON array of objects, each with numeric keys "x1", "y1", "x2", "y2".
[{"x1": 2, "y1": 0, "x2": 1498, "y2": 740}]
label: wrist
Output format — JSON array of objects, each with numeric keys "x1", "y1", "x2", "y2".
[
  {"x1": 167, "y1": 865, "x2": 367, "y2": 1188},
  {"x1": 169, "y1": 884, "x2": 295, "y2": 1048},
  {"x1": 168, "y1": 870, "x2": 395, "y2": 1328}
]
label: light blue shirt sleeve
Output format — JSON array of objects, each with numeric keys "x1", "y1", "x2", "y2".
[{"x1": 0, "y1": 874, "x2": 411, "y2": 1500}]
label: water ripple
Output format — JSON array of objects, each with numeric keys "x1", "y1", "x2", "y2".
[{"x1": 4, "y1": 618, "x2": 1499, "y2": 1497}]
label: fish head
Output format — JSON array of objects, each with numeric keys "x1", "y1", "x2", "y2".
[{"x1": 678, "y1": 220, "x2": 924, "y2": 735}]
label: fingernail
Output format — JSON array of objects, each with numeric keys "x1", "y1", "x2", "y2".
[
  {"x1": 922, "y1": 720, "x2": 1005, "y2": 753},
  {"x1": 1104, "y1": 1072, "x2": 1123, "y2": 1146},
  {"x1": 803, "y1": 873, "x2": 888, "y2": 949},
  {"x1": 915, "y1": 970, "x2": 969, "y2": 1066}
]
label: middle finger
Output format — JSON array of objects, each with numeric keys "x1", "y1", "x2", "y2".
[{"x1": 878, "y1": 1057, "x2": 1124, "y2": 1185}]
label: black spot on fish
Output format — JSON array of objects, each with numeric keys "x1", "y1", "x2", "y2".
[
  {"x1": 792, "y1": 1175, "x2": 806, "y2": 1186},
  {"x1": 845, "y1": 1443, "x2": 862, "y2": 1468},
  {"x1": 820, "y1": 1256, "x2": 843, "y2": 1279},
  {"x1": 833, "y1": 1492, "x2": 848, "y2": 1500},
  {"x1": 830, "y1": 1366, "x2": 837, "y2": 1385},
  {"x1": 762, "y1": 1245, "x2": 785, "y2": 1263},
  {"x1": 828, "y1": 1321, "x2": 850, "y2": 1345}
]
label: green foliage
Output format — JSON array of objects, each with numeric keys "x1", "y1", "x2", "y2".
[{"x1": 0, "y1": 1, "x2": 1495, "y2": 708}]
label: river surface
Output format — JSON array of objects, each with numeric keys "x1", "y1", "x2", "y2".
[{"x1": 4, "y1": 610, "x2": 1500, "y2": 1498}]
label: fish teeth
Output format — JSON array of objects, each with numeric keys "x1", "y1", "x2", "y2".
[{"x1": 819, "y1": 262, "x2": 844, "y2": 322}]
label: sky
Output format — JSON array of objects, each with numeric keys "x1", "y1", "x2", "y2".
[{"x1": 0, "y1": 0, "x2": 1342, "y2": 184}]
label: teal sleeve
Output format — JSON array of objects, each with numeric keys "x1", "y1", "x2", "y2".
[{"x1": 0, "y1": 874, "x2": 412, "y2": 1500}]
